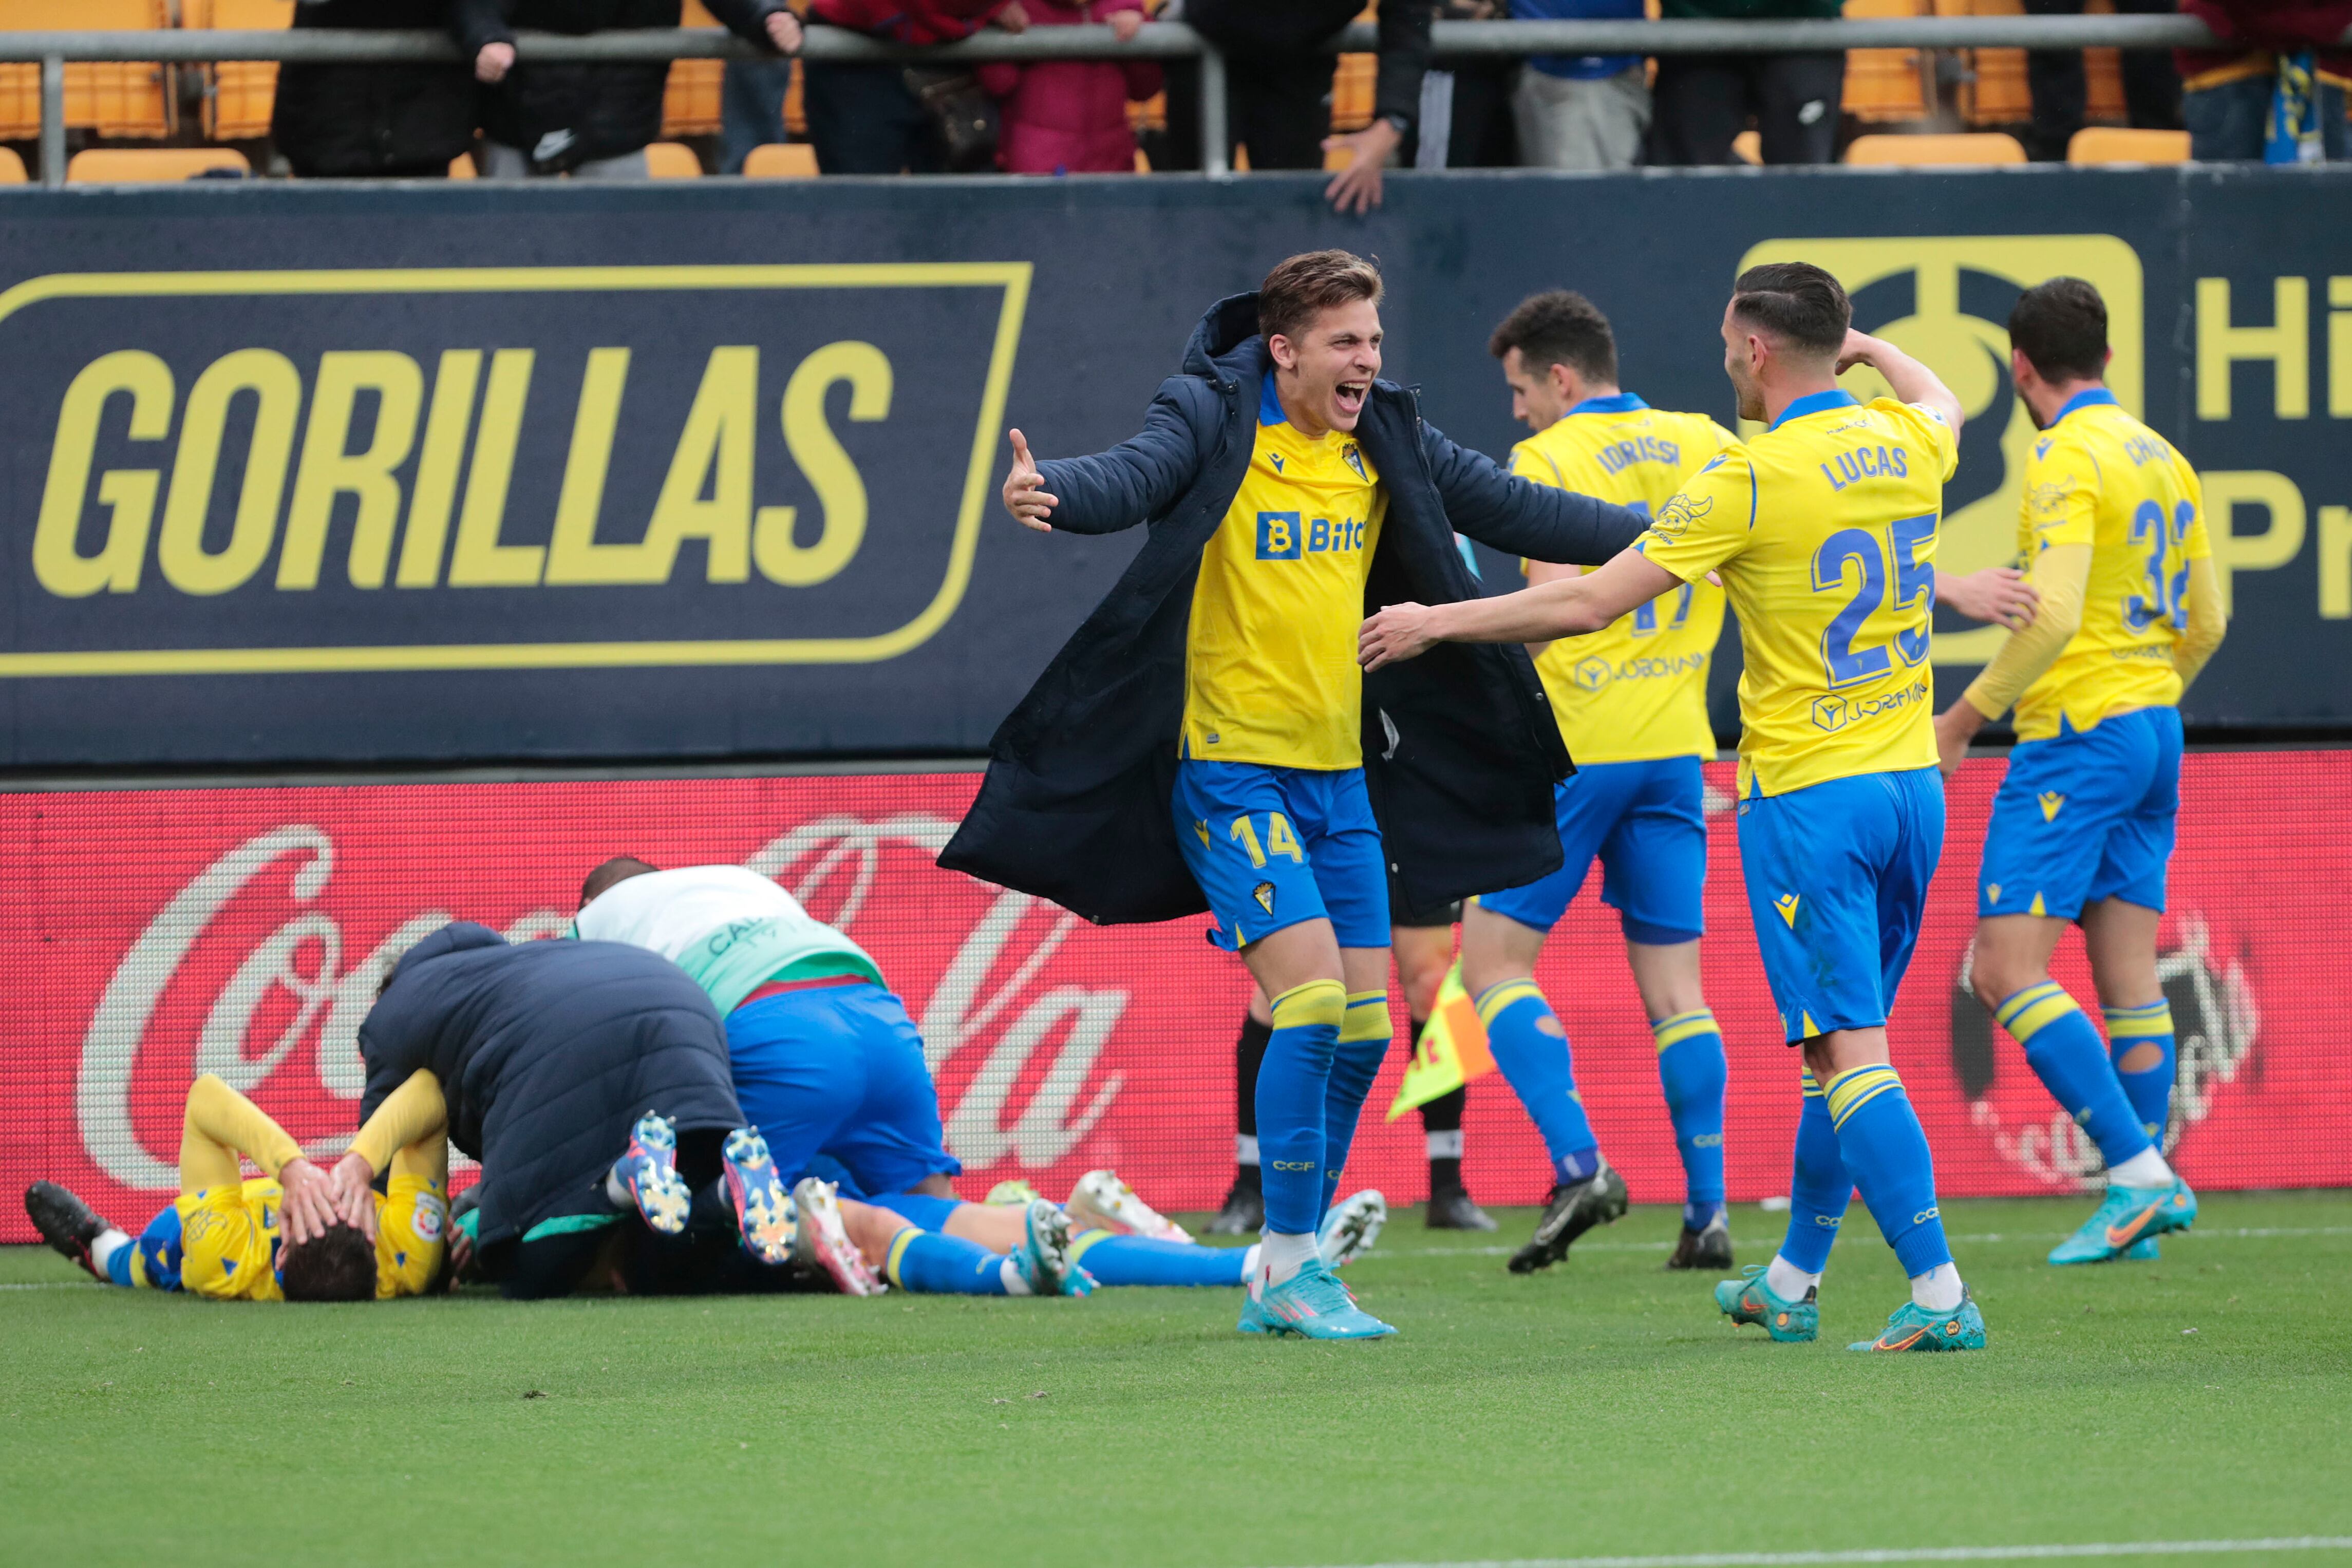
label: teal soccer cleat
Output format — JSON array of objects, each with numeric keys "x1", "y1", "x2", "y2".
[
  {"x1": 1237, "y1": 1256, "x2": 1397, "y2": 1339},
  {"x1": 613, "y1": 1112, "x2": 693, "y2": 1236},
  {"x1": 1011, "y1": 1198, "x2": 1093, "y2": 1297},
  {"x1": 2125, "y1": 1238, "x2": 2160, "y2": 1261},
  {"x1": 2047, "y1": 1179, "x2": 2196, "y2": 1265},
  {"x1": 1714, "y1": 1265, "x2": 1818, "y2": 1343},
  {"x1": 720, "y1": 1127, "x2": 798, "y2": 1266},
  {"x1": 1848, "y1": 1290, "x2": 1986, "y2": 1352}
]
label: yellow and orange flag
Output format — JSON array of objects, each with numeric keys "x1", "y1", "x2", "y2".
[{"x1": 1386, "y1": 960, "x2": 1496, "y2": 1120}]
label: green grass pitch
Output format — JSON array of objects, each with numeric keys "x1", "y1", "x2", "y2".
[{"x1": 3, "y1": 1192, "x2": 2347, "y2": 1568}]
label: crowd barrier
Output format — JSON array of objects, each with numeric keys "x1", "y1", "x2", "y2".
[{"x1": 4, "y1": 750, "x2": 2341, "y2": 1245}]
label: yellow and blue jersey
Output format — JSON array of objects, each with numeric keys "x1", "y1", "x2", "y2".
[
  {"x1": 1508, "y1": 393, "x2": 1736, "y2": 764},
  {"x1": 1634, "y1": 390, "x2": 1959, "y2": 799},
  {"x1": 131, "y1": 1174, "x2": 447, "y2": 1302},
  {"x1": 2009, "y1": 389, "x2": 2210, "y2": 742},
  {"x1": 1180, "y1": 375, "x2": 1386, "y2": 771}
]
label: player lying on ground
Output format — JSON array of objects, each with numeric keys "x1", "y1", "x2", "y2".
[
  {"x1": 573, "y1": 859, "x2": 1275, "y2": 1293},
  {"x1": 950, "y1": 250, "x2": 1653, "y2": 1341},
  {"x1": 27, "y1": 1068, "x2": 449, "y2": 1302},
  {"x1": 1364, "y1": 262, "x2": 1987, "y2": 1353},
  {"x1": 1932, "y1": 277, "x2": 2225, "y2": 1267}
]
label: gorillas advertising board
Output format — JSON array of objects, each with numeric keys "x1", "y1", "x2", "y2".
[
  {"x1": 3, "y1": 754, "x2": 2341, "y2": 1244},
  {"x1": 0, "y1": 168, "x2": 2346, "y2": 767}
]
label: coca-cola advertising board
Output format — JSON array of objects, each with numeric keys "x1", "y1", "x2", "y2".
[{"x1": 4, "y1": 755, "x2": 2342, "y2": 1243}]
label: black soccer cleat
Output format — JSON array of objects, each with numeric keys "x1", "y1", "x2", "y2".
[
  {"x1": 1425, "y1": 1189, "x2": 1498, "y2": 1231},
  {"x1": 1666, "y1": 1214, "x2": 1735, "y2": 1272},
  {"x1": 1507, "y1": 1165, "x2": 1629, "y2": 1274},
  {"x1": 26, "y1": 1181, "x2": 112, "y2": 1279},
  {"x1": 1205, "y1": 1175, "x2": 1264, "y2": 1236}
]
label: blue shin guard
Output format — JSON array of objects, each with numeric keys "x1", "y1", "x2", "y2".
[
  {"x1": 1822, "y1": 1066, "x2": 1951, "y2": 1279},
  {"x1": 1478, "y1": 978, "x2": 1601, "y2": 1184},
  {"x1": 1653, "y1": 1009, "x2": 1728, "y2": 1223},
  {"x1": 2104, "y1": 1000, "x2": 2177, "y2": 1146},
  {"x1": 1258, "y1": 979, "x2": 1346, "y2": 1237},
  {"x1": 1781, "y1": 1070, "x2": 1851, "y2": 1274},
  {"x1": 1316, "y1": 991, "x2": 1391, "y2": 1223}
]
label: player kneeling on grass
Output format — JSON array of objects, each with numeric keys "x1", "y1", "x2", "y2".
[{"x1": 28, "y1": 1068, "x2": 449, "y2": 1302}]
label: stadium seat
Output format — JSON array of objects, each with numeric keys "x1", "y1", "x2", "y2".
[
  {"x1": 742, "y1": 141, "x2": 818, "y2": 178},
  {"x1": 663, "y1": 0, "x2": 727, "y2": 138},
  {"x1": 645, "y1": 140, "x2": 705, "y2": 177},
  {"x1": 67, "y1": 146, "x2": 251, "y2": 182},
  {"x1": 1843, "y1": 131, "x2": 2028, "y2": 163},
  {"x1": 0, "y1": 146, "x2": 24, "y2": 183},
  {"x1": 2067, "y1": 126, "x2": 2191, "y2": 162},
  {"x1": 0, "y1": 0, "x2": 175, "y2": 143},
  {"x1": 186, "y1": 0, "x2": 295, "y2": 143},
  {"x1": 1842, "y1": 0, "x2": 1930, "y2": 125},
  {"x1": 1733, "y1": 129, "x2": 1761, "y2": 164},
  {"x1": 449, "y1": 152, "x2": 478, "y2": 178}
]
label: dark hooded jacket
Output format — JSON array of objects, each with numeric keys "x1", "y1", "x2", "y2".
[
  {"x1": 939, "y1": 293, "x2": 1651, "y2": 925},
  {"x1": 357, "y1": 922, "x2": 741, "y2": 1251}
]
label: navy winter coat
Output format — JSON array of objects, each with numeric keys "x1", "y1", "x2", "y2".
[
  {"x1": 358, "y1": 922, "x2": 741, "y2": 1251},
  {"x1": 940, "y1": 292, "x2": 1651, "y2": 926}
]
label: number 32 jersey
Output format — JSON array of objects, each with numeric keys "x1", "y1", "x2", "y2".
[
  {"x1": 2009, "y1": 391, "x2": 2209, "y2": 742},
  {"x1": 1635, "y1": 390, "x2": 1958, "y2": 799}
]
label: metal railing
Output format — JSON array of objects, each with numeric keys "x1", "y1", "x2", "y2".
[{"x1": 2, "y1": 14, "x2": 2323, "y2": 190}]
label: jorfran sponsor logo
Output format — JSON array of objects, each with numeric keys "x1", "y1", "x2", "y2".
[{"x1": 76, "y1": 813, "x2": 1125, "y2": 1191}]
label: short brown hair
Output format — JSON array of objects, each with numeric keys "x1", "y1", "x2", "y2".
[
  {"x1": 1730, "y1": 262, "x2": 1851, "y2": 361},
  {"x1": 1489, "y1": 290, "x2": 1617, "y2": 384},
  {"x1": 580, "y1": 855, "x2": 658, "y2": 910},
  {"x1": 279, "y1": 1222, "x2": 378, "y2": 1302},
  {"x1": 2009, "y1": 277, "x2": 2107, "y2": 383},
  {"x1": 1258, "y1": 250, "x2": 1383, "y2": 347}
]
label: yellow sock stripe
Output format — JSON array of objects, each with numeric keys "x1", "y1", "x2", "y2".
[
  {"x1": 883, "y1": 1227, "x2": 921, "y2": 1290},
  {"x1": 1994, "y1": 981, "x2": 2080, "y2": 1043},
  {"x1": 1651, "y1": 1010, "x2": 1719, "y2": 1051},
  {"x1": 1474, "y1": 977, "x2": 1547, "y2": 1029},
  {"x1": 1800, "y1": 1067, "x2": 1823, "y2": 1098},
  {"x1": 1068, "y1": 1227, "x2": 1112, "y2": 1263},
  {"x1": 2103, "y1": 1003, "x2": 2175, "y2": 1038},
  {"x1": 1341, "y1": 991, "x2": 1393, "y2": 1044},
  {"x1": 1269, "y1": 977, "x2": 1347, "y2": 1032},
  {"x1": 1824, "y1": 1065, "x2": 1903, "y2": 1129}
]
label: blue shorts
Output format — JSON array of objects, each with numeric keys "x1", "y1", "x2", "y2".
[
  {"x1": 1736, "y1": 767, "x2": 1945, "y2": 1044},
  {"x1": 1476, "y1": 757, "x2": 1708, "y2": 945},
  {"x1": 1979, "y1": 706, "x2": 2182, "y2": 921},
  {"x1": 726, "y1": 981, "x2": 962, "y2": 1199},
  {"x1": 1174, "y1": 761, "x2": 1390, "y2": 951}
]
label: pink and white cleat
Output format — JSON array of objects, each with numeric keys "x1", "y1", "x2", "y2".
[
  {"x1": 1064, "y1": 1169, "x2": 1193, "y2": 1244},
  {"x1": 791, "y1": 1177, "x2": 887, "y2": 1296}
]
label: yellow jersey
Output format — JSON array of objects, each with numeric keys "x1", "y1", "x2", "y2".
[
  {"x1": 159, "y1": 1173, "x2": 446, "y2": 1302},
  {"x1": 1508, "y1": 394, "x2": 1737, "y2": 764},
  {"x1": 2009, "y1": 389, "x2": 2211, "y2": 741},
  {"x1": 1180, "y1": 375, "x2": 1386, "y2": 770},
  {"x1": 1636, "y1": 390, "x2": 1958, "y2": 798}
]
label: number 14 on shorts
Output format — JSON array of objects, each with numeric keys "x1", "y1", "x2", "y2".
[{"x1": 1230, "y1": 812, "x2": 1305, "y2": 868}]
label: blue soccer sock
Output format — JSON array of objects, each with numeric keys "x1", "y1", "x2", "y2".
[
  {"x1": 1478, "y1": 977, "x2": 1601, "y2": 1184},
  {"x1": 1257, "y1": 978, "x2": 1346, "y2": 1237},
  {"x1": 1070, "y1": 1230, "x2": 1251, "y2": 1288},
  {"x1": 1822, "y1": 1065, "x2": 1952, "y2": 1280},
  {"x1": 1652, "y1": 1009, "x2": 1728, "y2": 1227},
  {"x1": 2104, "y1": 999, "x2": 2178, "y2": 1148},
  {"x1": 1778, "y1": 1069, "x2": 1850, "y2": 1277},
  {"x1": 1316, "y1": 990, "x2": 1393, "y2": 1223},
  {"x1": 1997, "y1": 981, "x2": 2153, "y2": 1170},
  {"x1": 883, "y1": 1227, "x2": 1010, "y2": 1295}
]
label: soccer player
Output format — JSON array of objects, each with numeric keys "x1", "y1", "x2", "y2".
[
  {"x1": 1363, "y1": 262, "x2": 1988, "y2": 1353},
  {"x1": 27, "y1": 1068, "x2": 449, "y2": 1302},
  {"x1": 1932, "y1": 277, "x2": 2225, "y2": 1267},
  {"x1": 955, "y1": 250, "x2": 1651, "y2": 1339}
]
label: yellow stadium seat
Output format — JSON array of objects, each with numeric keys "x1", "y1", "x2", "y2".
[
  {"x1": 1733, "y1": 128, "x2": 1761, "y2": 164},
  {"x1": 742, "y1": 141, "x2": 818, "y2": 177},
  {"x1": 2067, "y1": 126, "x2": 2191, "y2": 162},
  {"x1": 1957, "y1": 0, "x2": 2033, "y2": 125},
  {"x1": 1842, "y1": 0, "x2": 1929, "y2": 125},
  {"x1": 0, "y1": 0, "x2": 175, "y2": 143},
  {"x1": 67, "y1": 146, "x2": 252, "y2": 183},
  {"x1": 1844, "y1": 131, "x2": 2028, "y2": 163},
  {"x1": 784, "y1": 58, "x2": 805, "y2": 135},
  {"x1": 645, "y1": 140, "x2": 704, "y2": 177},
  {"x1": 1330, "y1": 52, "x2": 1378, "y2": 134},
  {"x1": 2083, "y1": 0, "x2": 2129, "y2": 122},
  {"x1": 0, "y1": 146, "x2": 25, "y2": 183},
  {"x1": 663, "y1": 0, "x2": 727, "y2": 138},
  {"x1": 187, "y1": 0, "x2": 295, "y2": 142},
  {"x1": 449, "y1": 152, "x2": 478, "y2": 178}
]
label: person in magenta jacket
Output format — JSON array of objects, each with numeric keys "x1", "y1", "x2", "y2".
[{"x1": 978, "y1": 0, "x2": 1159, "y2": 174}]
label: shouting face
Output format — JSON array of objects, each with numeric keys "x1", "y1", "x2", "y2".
[{"x1": 1270, "y1": 297, "x2": 1383, "y2": 438}]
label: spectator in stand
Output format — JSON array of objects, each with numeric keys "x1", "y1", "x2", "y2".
[
  {"x1": 1509, "y1": 0, "x2": 1650, "y2": 169},
  {"x1": 980, "y1": 0, "x2": 1161, "y2": 173},
  {"x1": 1645, "y1": 0, "x2": 1843, "y2": 165},
  {"x1": 801, "y1": 0, "x2": 1019, "y2": 174},
  {"x1": 720, "y1": 54, "x2": 796, "y2": 174},
  {"x1": 272, "y1": 0, "x2": 479, "y2": 178},
  {"x1": 2176, "y1": 0, "x2": 2352, "y2": 159},
  {"x1": 455, "y1": 0, "x2": 802, "y2": 178},
  {"x1": 1407, "y1": 1, "x2": 1521, "y2": 169},
  {"x1": 1160, "y1": 0, "x2": 1436, "y2": 214},
  {"x1": 2019, "y1": 0, "x2": 2180, "y2": 161}
]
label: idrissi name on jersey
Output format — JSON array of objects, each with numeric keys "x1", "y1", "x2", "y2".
[
  {"x1": 2005, "y1": 388, "x2": 2211, "y2": 740},
  {"x1": 1179, "y1": 374, "x2": 1387, "y2": 770},
  {"x1": 573, "y1": 864, "x2": 884, "y2": 1014},
  {"x1": 1633, "y1": 388, "x2": 1960, "y2": 798},
  {"x1": 1509, "y1": 392, "x2": 1737, "y2": 763}
]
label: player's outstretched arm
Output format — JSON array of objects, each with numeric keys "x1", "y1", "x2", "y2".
[
  {"x1": 1936, "y1": 566, "x2": 2039, "y2": 630},
  {"x1": 1837, "y1": 329, "x2": 1965, "y2": 436},
  {"x1": 1000, "y1": 391, "x2": 1207, "y2": 537},
  {"x1": 1419, "y1": 422, "x2": 1651, "y2": 565},
  {"x1": 1932, "y1": 542, "x2": 2091, "y2": 772},
  {"x1": 1360, "y1": 548, "x2": 1684, "y2": 670}
]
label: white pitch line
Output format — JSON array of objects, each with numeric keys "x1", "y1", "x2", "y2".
[
  {"x1": 1359, "y1": 1226, "x2": 2352, "y2": 1260},
  {"x1": 1290, "y1": 1536, "x2": 2352, "y2": 1568}
]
